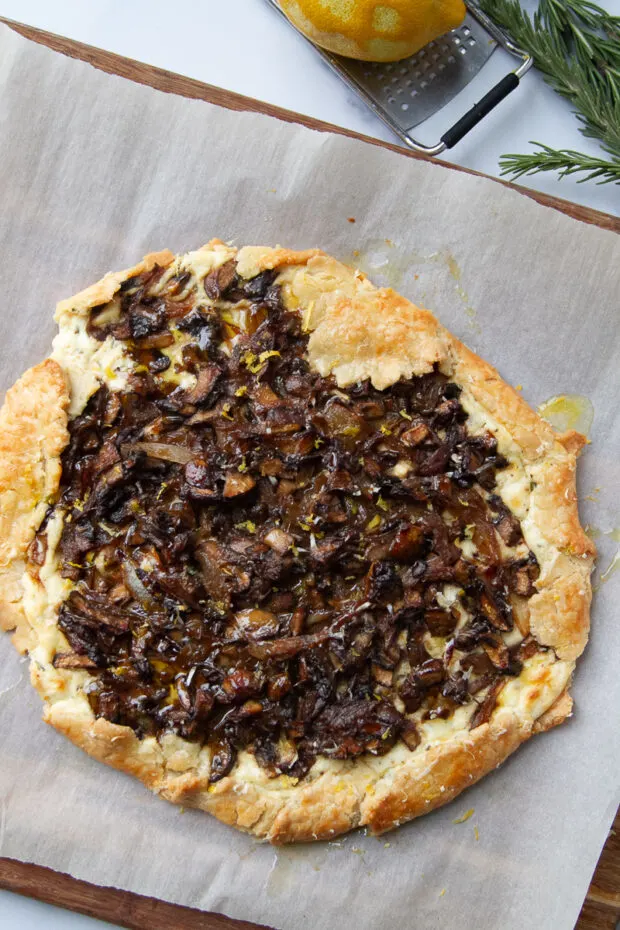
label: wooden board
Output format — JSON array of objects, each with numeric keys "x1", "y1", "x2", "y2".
[{"x1": 0, "y1": 16, "x2": 618, "y2": 930}]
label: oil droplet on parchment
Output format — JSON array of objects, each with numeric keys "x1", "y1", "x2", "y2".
[
  {"x1": 538, "y1": 397, "x2": 615, "y2": 590},
  {"x1": 589, "y1": 527, "x2": 620, "y2": 591},
  {"x1": 537, "y1": 394, "x2": 594, "y2": 438},
  {"x1": 446, "y1": 253, "x2": 479, "y2": 334},
  {"x1": 0, "y1": 667, "x2": 24, "y2": 699},
  {"x1": 597, "y1": 528, "x2": 620, "y2": 588},
  {"x1": 345, "y1": 238, "x2": 407, "y2": 290},
  {"x1": 343, "y1": 245, "x2": 480, "y2": 334},
  {"x1": 237, "y1": 844, "x2": 259, "y2": 861},
  {"x1": 600, "y1": 550, "x2": 620, "y2": 584},
  {"x1": 446, "y1": 254, "x2": 460, "y2": 281},
  {"x1": 266, "y1": 845, "x2": 328, "y2": 897}
]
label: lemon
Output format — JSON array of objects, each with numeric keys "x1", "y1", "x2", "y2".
[{"x1": 280, "y1": 0, "x2": 466, "y2": 62}]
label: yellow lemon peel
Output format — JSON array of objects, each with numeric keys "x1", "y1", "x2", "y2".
[{"x1": 280, "y1": 0, "x2": 466, "y2": 62}]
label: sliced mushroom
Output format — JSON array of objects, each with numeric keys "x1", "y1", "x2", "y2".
[
  {"x1": 479, "y1": 592, "x2": 513, "y2": 632},
  {"x1": 134, "y1": 332, "x2": 174, "y2": 350},
  {"x1": 208, "y1": 739, "x2": 236, "y2": 783},
  {"x1": 470, "y1": 679, "x2": 505, "y2": 729},
  {"x1": 226, "y1": 608, "x2": 280, "y2": 641},
  {"x1": 495, "y1": 514, "x2": 522, "y2": 547},
  {"x1": 488, "y1": 495, "x2": 522, "y2": 547},
  {"x1": 195, "y1": 539, "x2": 250, "y2": 602},
  {"x1": 425, "y1": 609, "x2": 457, "y2": 637},
  {"x1": 290, "y1": 608, "x2": 305, "y2": 635},
  {"x1": 482, "y1": 638, "x2": 510, "y2": 670},
  {"x1": 53, "y1": 652, "x2": 98, "y2": 669},
  {"x1": 264, "y1": 528, "x2": 294, "y2": 554},
  {"x1": 512, "y1": 567, "x2": 535, "y2": 596},
  {"x1": 220, "y1": 668, "x2": 262, "y2": 701},
  {"x1": 414, "y1": 658, "x2": 444, "y2": 687},
  {"x1": 248, "y1": 630, "x2": 330, "y2": 660},
  {"x1": 516, "y1": 637, "x2": 539, "y2": 663},
  {"x1": 183, "y1": 364, "x2": 221, "y2": 405},
  {"x1": 401, "y1": 420, "x2": 431, "y2": 447},
  {"x1": 223, "y1": 472, "x2": 256, "y2": 498},
  {"x1": 254, "y1": 384, "x2": 282, "y2": 408},
  {"x1": 204, "y1": 260, "x2": 237, "y2": 300},
  {"x1": 372, "y1": 664, "x2": 394, "y2": 687},
  {"x1": 389, "y1": 523, "x2": 425, "y2": 560},
  {"x1": 400, "y1": 719, "x2": 421, "y2": 751}
]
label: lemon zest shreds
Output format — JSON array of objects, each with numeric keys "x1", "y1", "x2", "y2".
[{"x1": 452, "y1": 808, "x2": 475, "y2": 824}]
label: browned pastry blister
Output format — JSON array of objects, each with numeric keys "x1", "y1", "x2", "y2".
[{"x1": 0, "y1": 241, "x2": 594, "y2": 842}]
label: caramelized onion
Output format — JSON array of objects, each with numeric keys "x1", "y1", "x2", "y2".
[
  {"x1": 121, "y1": 561, "x2": 155, "y2": 609},
  {"x1": 123, "y1": 442, "x2": 194, "y2": 464}
]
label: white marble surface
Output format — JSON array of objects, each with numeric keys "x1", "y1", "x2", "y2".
[{"x1": 0, "y1": 1, "x2": 617, "y2": 927}]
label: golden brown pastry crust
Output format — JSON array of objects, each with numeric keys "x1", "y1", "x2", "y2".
[
  {"x1": 0, "y1": 242, "x2": 595, "y2": 843},
  {"x1": 0, "y1": 360, "x2": 69, "y2": 652}
]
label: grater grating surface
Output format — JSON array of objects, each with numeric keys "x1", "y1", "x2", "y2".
[
  {"x1": 323, "y1": 13, "x2": 496, "y2": 132},
  {"x1": 266, "y1": 1, "x2": 532, "y2": 154}
]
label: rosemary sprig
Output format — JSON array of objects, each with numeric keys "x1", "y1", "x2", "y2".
[
  {"x1": 478, "y1": 0, "x2": 620, "y2": 185},
  {"x1": 500, "y1": 143, "x2": 620, "y2": 184}
]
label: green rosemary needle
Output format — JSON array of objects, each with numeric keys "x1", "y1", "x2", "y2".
[{"x1": 477, "y1": 0, "x2": 620, "y2": 185}]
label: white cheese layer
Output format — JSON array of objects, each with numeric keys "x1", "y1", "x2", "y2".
[{"x1": 51, "y1": 314, "x2": 132, "y2": 417}]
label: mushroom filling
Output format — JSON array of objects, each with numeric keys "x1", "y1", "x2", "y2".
[{"x1": 30, "y1": 260, "x2": 541, "y2": 782}]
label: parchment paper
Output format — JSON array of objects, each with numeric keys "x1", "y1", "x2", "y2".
[{"x1": 0, "y1": 22, "x2": 618, "y2": 930}]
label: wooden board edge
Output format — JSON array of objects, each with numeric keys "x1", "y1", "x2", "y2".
[
  {"x1": 577, "y1": 899, "x2": 620, "y2": 930},
  {"x1": 0, "y1": 857, "x2": 270, "y2": 930},
  {"x1": 1, "y1": 16, "x2": 618, "y2": 235}
]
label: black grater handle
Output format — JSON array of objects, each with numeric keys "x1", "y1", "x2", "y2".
[{"x1": 440, "y1": 73, "x2": 520, "y2": 149}]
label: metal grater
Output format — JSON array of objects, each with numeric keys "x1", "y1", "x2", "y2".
[{"x1": 265, "y1": 1, "x2": 532, "y2": 155}]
